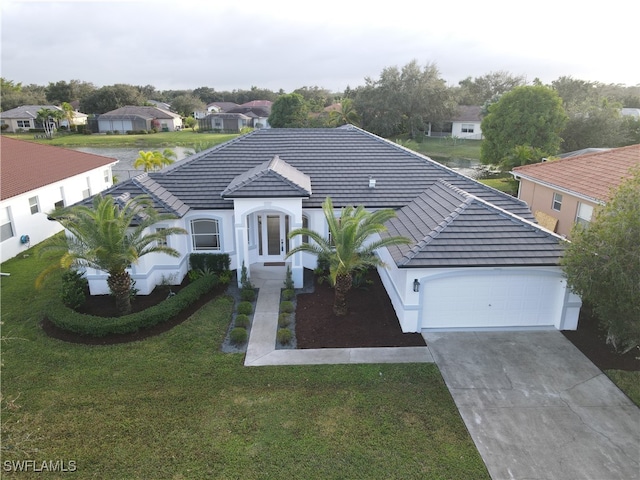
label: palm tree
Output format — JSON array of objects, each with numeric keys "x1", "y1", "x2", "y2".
[
  {"x1": 133, "y1": 149, "x2": 177, "y2": 173},
  {"x1": 287, "y1": 197, "x2": 410, "y2": 316},
  {"x1": 36, "y1": 107, "x2": 65, "y2": 138},
  {"x1": 329, "y1": 98, "x2": 360, "y2": 127},
  {"x1": 40, "y1": 195, "x2": 187, "y2": 316}
]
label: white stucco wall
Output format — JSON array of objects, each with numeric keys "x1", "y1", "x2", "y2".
[{"x1": 1, "y1": 165, "x2": 115, "y2": 263}]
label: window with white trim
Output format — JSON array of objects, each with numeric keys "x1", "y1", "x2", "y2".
[
  {"x1": 28, "y1": 196, "x2": 40, "y2": 215},
  {"x1": 1, "y1": 207, "x2": 14, "y2": 242},
  {"x1": 576, "y1": 202, "x2": 594, "y2": 227},
  {"x1": 104, "y1": 169, "x2": 110, "y2": 184},
  {"x1": 552, "y1": 192, "x2": 563, "y2": 211},
  {"x1": 461, "y1": 123, "x2": 475, "y2": 133},
  {"x1": 190, "y1": 219, "x2": 220, "y2": 251},
  {"x1": 302, "y1": 215, "x2": 309, "y2": 244},
  {"x1": 82, "y1": 177, "x2": 91, "y2": 199},
  {"x1": 156, "y1": 227, "x2": 168, "y2": 247},
  {"x1": 17, "y1": 120, "x2": 31, "y2": 128}
]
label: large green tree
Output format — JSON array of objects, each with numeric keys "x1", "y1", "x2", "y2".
[
  {"x1": 328, "y1": 98, "x2": 360, "y2": 127},
  {"x1": 456, "y1": 70, "x2": 526, "y2": 105},
  {"x1": 79, "y1": 84, "x2": 147, "y2": 114},
  {"x1": 41, "y1": 195, "x2": 187, "y2": 316},
  {"x1": 169, "y1": 94, "x2": 206, "y2": 117},
  {"x1": 354, "y1": 60, "x2": 454, "y2": 138},
  {"x1": 287, "y1": 197, "x2": 410, "y2": 316},
  {"x1": 562, "y1": 168, "x2": 640, "y2": 352},
  {"x1": 268, "y1": 93, "x2": 309, "y2": 128},
  {"x1": 480, "y1": 85, "x2": 568, "y2": 168},
  {"x1": 45, "y1": 79, "x2": 96, "y2": 104}
]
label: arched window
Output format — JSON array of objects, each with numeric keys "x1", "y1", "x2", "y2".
[{"x1": 190, "y1": 219, "x2": 220, "y2": 251}]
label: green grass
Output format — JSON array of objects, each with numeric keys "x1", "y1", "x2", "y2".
[
  {"x1": 478, "y1": 177, "x2": 519, "y2": 196},
  {"x1": 396, "y1": 136, "x2": 482, "y2": 161},
  {"x1": 606, "y1": 370, "x2": 640, "y2": 406},
  {"x1": 3, "y1": 130, "x2": 238, "y2": 149},
  {"x1": 0, "y1": 239, "x2": 489, "y2": 479}
]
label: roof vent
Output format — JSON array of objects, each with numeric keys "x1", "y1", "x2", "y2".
[{"x1": 369, "y1": 176, "x2": 376, "y2": 188}]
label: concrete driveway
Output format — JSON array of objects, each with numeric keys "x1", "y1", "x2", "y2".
[{"x1": 423, "y1": 331, "x2": 640, "y2": 480}]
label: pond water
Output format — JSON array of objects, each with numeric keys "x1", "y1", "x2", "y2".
[
  {"x1": 71, "y1": 146, "x2": 194, "y2": 181},
  {"x1": 71, "y1": 147, "x2": 499, "y2": 181}
]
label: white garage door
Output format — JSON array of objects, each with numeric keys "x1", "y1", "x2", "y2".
[{"x1": 421, "y1": 271, "x2": 564, "y2": 330}]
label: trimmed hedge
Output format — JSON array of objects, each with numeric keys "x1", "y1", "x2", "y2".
[
  {"x1": 47, "y1": 274, "x2": 220, "y2": 337},
  {"x1": 189, "y1": 253, "x2": 230, "y2": 273}
]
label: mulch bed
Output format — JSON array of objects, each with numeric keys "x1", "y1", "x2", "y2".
[{"x1": 41, "y1": 271, "x2": 639, "y2": 373}]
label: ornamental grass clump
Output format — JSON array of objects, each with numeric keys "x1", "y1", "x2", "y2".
[
  {"x1": 281, "y1": 289, "x2": 295, "y2": 301},
  {"x1": 237, "y1": 301, "x2": 253, "y2": 315},
  {"x1": 278, "y1": 313, "x2": 291, "y2": 328},
  {"x1": 280, "y1": 301, "x2": 293, "y2": 314},
  {"x1": 277, "y1": 328, "x2": 292, "y2": 345},
  {"x1": 235, "y1": 314, "x2": 250, "y2": 328},
  {"x1": 230, "y1": 327, "x2": 248, "y2": 345}
]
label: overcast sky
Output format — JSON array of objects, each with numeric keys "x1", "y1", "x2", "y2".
[{"x1": 1, "y1": 0, "x2": 638, "y2": 94}]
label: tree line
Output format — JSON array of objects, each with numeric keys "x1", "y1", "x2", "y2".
[{"x1": 2, "y1": 61, "x2": 639, "y2": 163}]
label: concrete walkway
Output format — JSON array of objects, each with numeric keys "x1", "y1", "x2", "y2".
[
  {"x1": 243, "y1": 264, "x2": 433, "y2": 366},
  {"x1": 424, "y1": 331, "x2": 640, "y2": 480}
]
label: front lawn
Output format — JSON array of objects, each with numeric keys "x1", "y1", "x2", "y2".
[{"x1": 0, "y1": 241, "x2": 489, "y2": 479}]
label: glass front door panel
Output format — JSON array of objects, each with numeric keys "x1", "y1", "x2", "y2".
[{"x1": 267, "y1": 215, "x2": 280, "y2": 256}]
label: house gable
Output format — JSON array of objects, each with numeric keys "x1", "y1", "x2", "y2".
[{"x1": 222, "y1": 155, "x2": 311, "y2": 198}]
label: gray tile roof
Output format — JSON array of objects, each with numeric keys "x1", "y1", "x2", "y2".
[
  {"x1": 88, "y1": 126, "x2": 564, "y2": 267},
  {"x1": 384, "y1": 180, "x2": 564, "y2": 267},
  {"x1": 222, "y1": 155, "x2": 311, "y2": 198},
  {"x1": 99, "y1": 106, "x2": 181, "y2": 119},
  {"x1": 0, "y1": 105, "x2": 63, "y2": 118}
]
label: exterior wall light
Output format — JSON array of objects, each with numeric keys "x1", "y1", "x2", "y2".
[{"x1": 413, "y1": 278, "x2": 420, "y2": 292}]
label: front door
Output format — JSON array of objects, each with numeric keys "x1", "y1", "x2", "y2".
[{"x1": 258, "y1": 213, "x2": 290, "y2": 261}]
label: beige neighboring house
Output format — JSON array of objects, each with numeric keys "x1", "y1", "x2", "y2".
[
  {"x1": 97, "y1": 106, "x2": 183, "y2": 133},
  {"x1": 0, "y1": 138, "x2": 117, "y2": 262},
  {"x1": 0, "y1": 105, "x2": 88, "y2": 132},
  {"x1": 511, "y1": 144, "x2": 640, "y2": 237}
]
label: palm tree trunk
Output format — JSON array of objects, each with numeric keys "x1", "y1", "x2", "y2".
[
  {"x1": 333, "y1": 273, "x2": 352, "y2": 316},
  {"x1": 107, "y1": 270, "x2": 133, "y2": 316}
]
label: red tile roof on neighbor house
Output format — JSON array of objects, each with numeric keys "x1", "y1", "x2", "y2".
[
  {"x1": 512, "y1": 144, "x2": 640, "y2": 203},
  {"x1": 0, "y1": 137, "x2": 117, "y2": 200}
]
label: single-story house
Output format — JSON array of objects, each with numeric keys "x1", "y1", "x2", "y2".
[
  {"x1": 75, "y1": 126, "x2": 581, "y2": 333},
  {"x1": 226, "y1": 101, "x2": 272, "y2": 129},
  {"x1": 0, "y1": 105, "x2": 87, "y2": 133},
  {"x1": 0, "y1": 138, "x2": 117, "y2": 262},
  {"x1": 428, "y1": 105, "x2": 483, "y2": 139},
  {"x1": 511, "y1": 144, "x2": 640, "y2": 237},
  {"x1": 97, "y1": 106, "x2": 183, "y2": 133},
  {"x1": 199, "y1": 113, "x2": 251, "y2": 133}
]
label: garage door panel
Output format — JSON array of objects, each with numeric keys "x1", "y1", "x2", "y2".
[{"x1": 422, "y1": 272, "x2": 562, "y2": 329}]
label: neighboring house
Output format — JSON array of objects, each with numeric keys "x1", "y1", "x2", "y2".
[
  {"x1": 511, "y1": 144, "x2": 640, "y2": 237},
  {"x1": 0, "y1": 138, "x2": 117, "y2": 263},
  {"x1": 209, "y1": 102, "x2": 240, "y2": 113},
  {"x1": 0, "y1": 105, "x2": 87, "y2": 133},
  {"x1": 199, "y1": 113, "x2": 251, "y2": 133},
  {"x1": 428, "y1": 105, "x2": 483, "y2": 139},
  {"x1": 75, "y1": 126, "x2": 581, "y2": 333},
  {"x1": 147, "y1": 100, "x2": 172, "y2": 111},
  {"x1": 97, "y1": 106, "x2": 183, "y2": 133},
  {"x1": 226, "y1": 101, "x2": 272, "y2": 129},
  {"x1": 621, "y1": 107, "x2": 640, "y2": 119}
]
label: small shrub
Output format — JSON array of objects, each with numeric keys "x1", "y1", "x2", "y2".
[
  {"x1": 230, "y1": 327, "x2": 248, "y2": 345},
  {"x1": 237, "y1": 301, "x2": 253, "y2": 315},
  {"x1": 281, "y1": 289, "x2": 295, "y2": 301},
  {"x1": 280, "y1": 301, "x2": 294, "y2": 313},
  {"x1": 240, "y1": 261, "x2": 254, "y2": 290},
  {"x1": 277, "y1": 328, "x2": 292, "y2": 345},
  {"x1": 284, "y1": 265, "x2": 295, "y2": 290},
  {"x1": 61, "y1": 268, "x2": 88, "y2": 309},
  {"x1": 278, "y1": 313, "x2": 291, "y2": 328},
  {"x1": 240, "y1": 288, "x2": 256, "y2": 302},
  {"x1": 235, "y1": 314, "x2": 250, "y2": 328}
]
